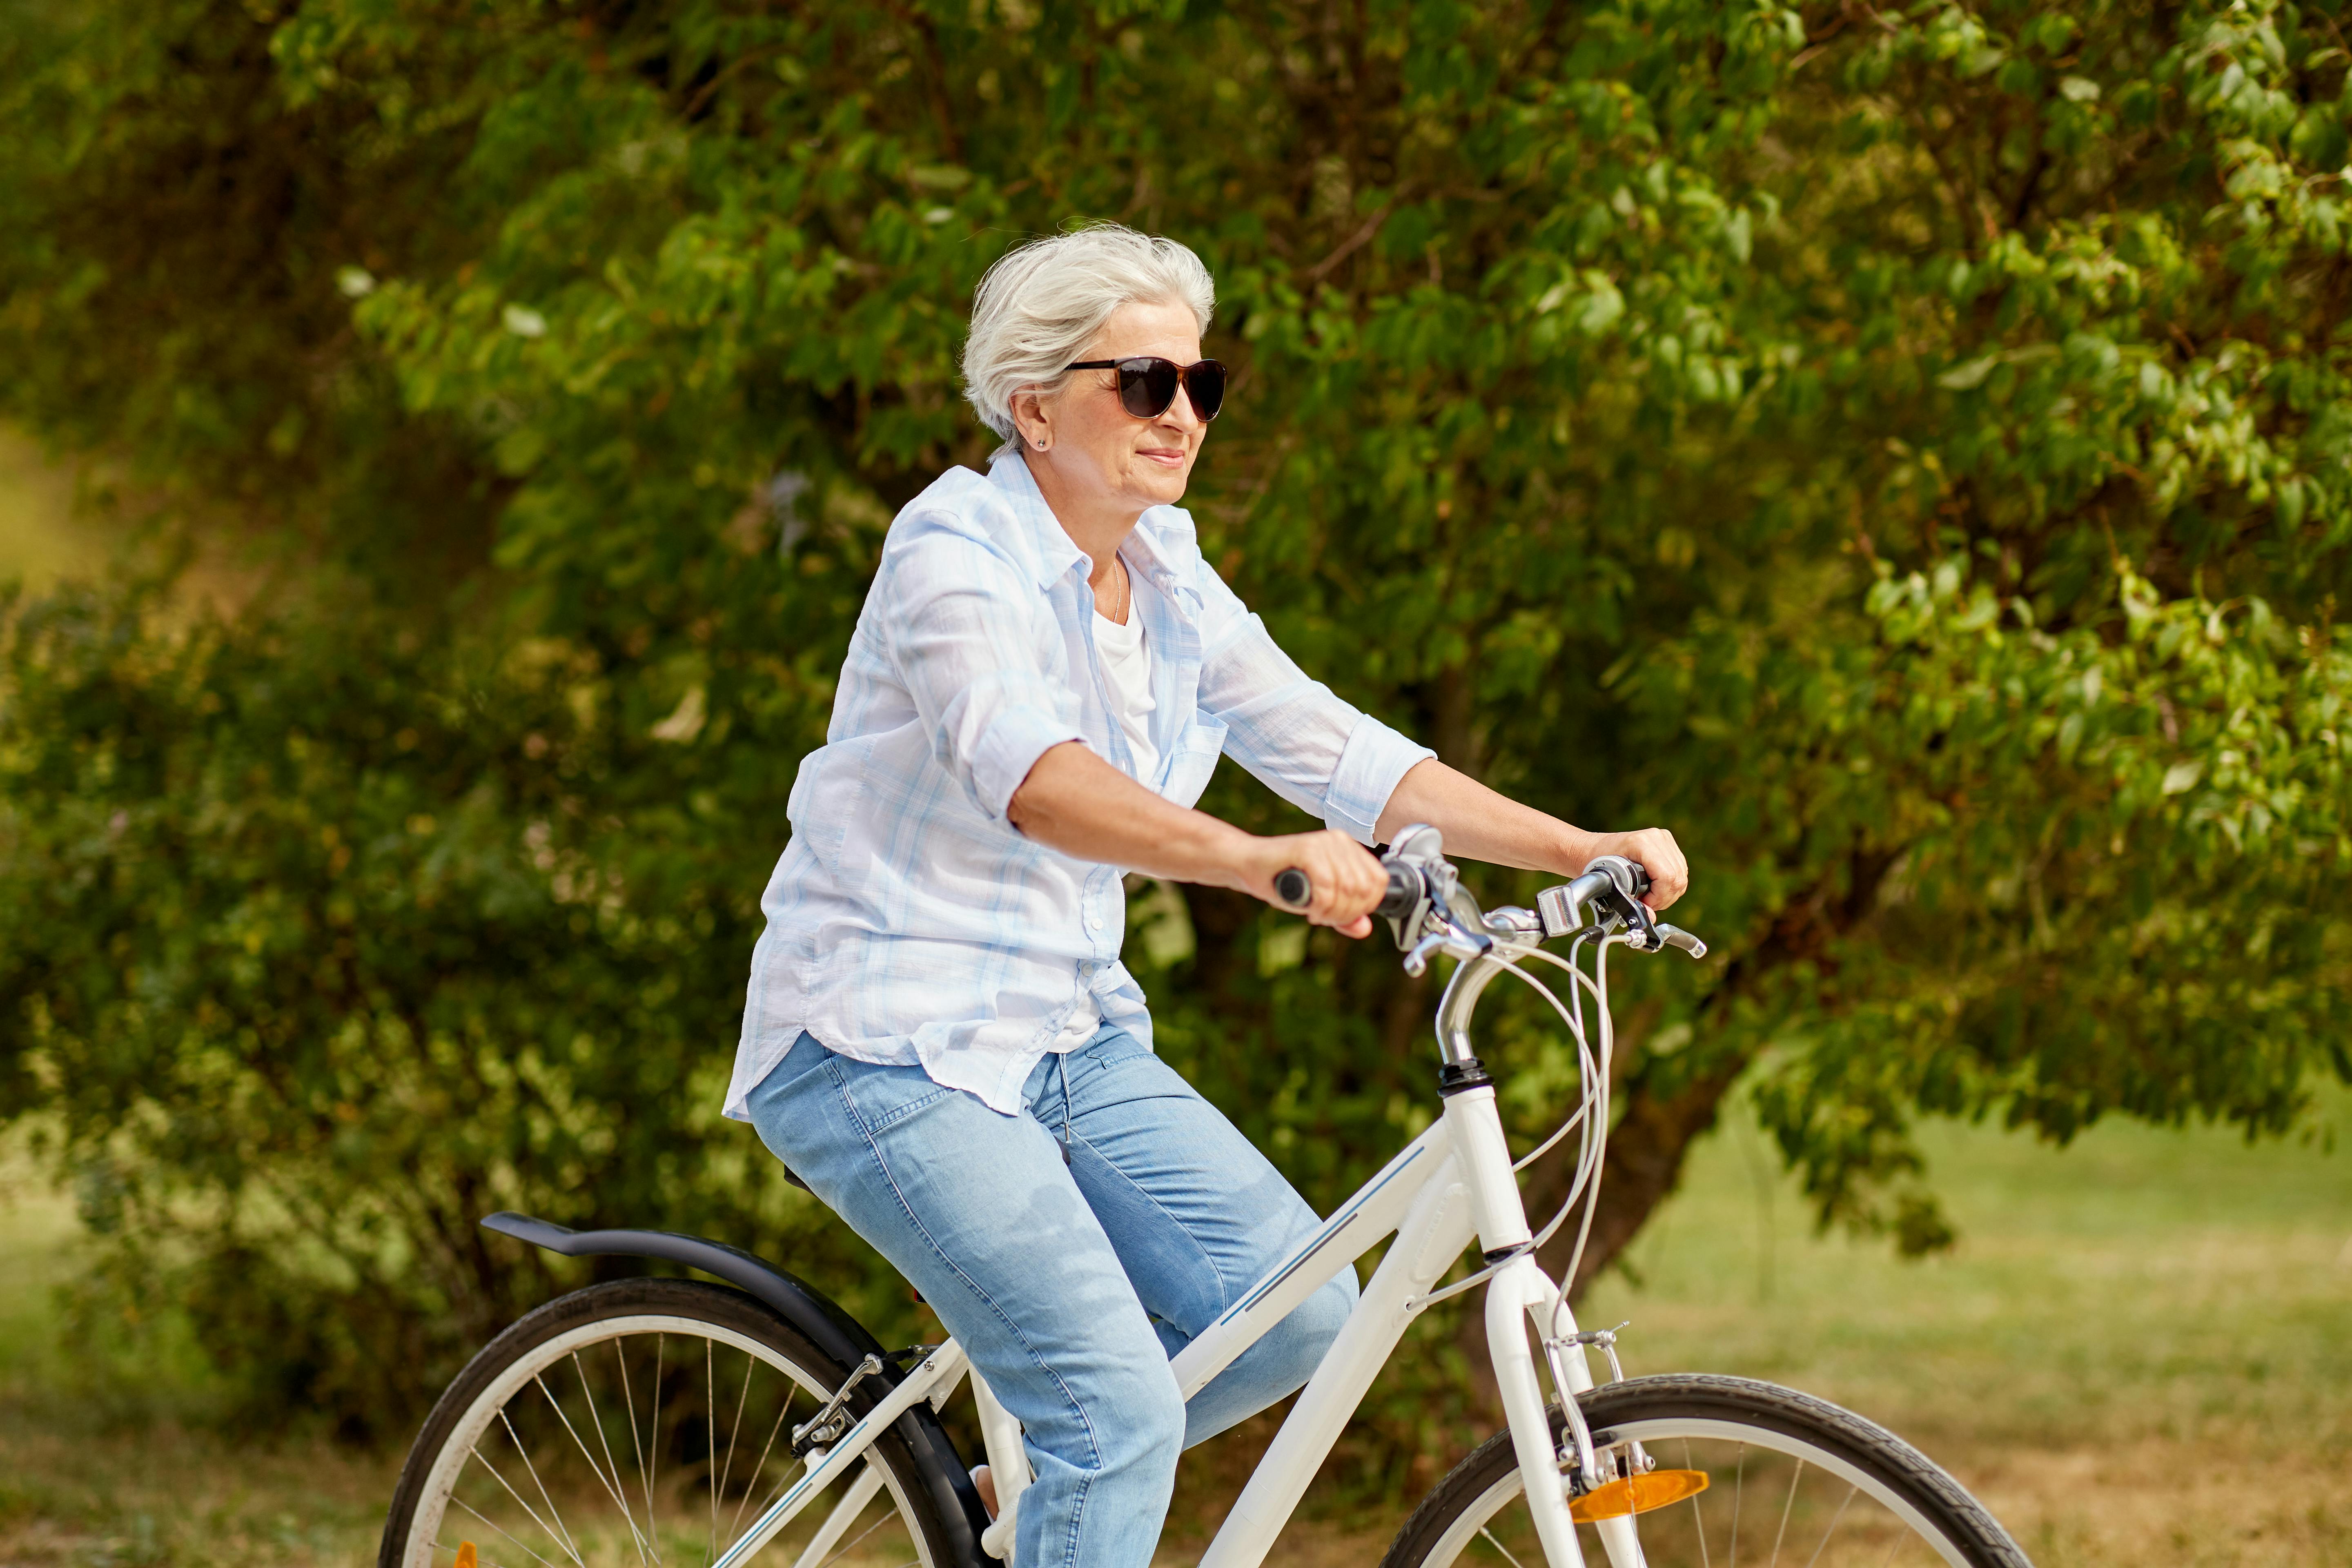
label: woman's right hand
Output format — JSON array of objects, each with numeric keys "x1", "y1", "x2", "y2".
[{"x1": 1238, "y1": 830, "x2": 1388, "y2": 938}]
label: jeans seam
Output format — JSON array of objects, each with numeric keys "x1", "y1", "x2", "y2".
[
  {"x1": 1062, "y1": 1473, "x2": 1090, "y2": 1568},
  {"x1": 825, "y1": 1058, "x2": 1109, "y2": 1484},
  {"x1": 1064, "y1": 1049, "x2": 1254, "y2": 1312},
  {"x1": 859, "y1": 1084, "x2": 954, "y2": 1136},
  {"x1": 1067, "y1": 1137, "x2": 1236, "y2": 1316}
]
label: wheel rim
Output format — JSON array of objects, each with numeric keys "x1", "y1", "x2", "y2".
[
  {"x1": 1423, "y1": 1417, "x2": 1980, "y2": 1568},
  {"x1": 401, "y1": 1313, "x2": 938, "y2": 1568}
]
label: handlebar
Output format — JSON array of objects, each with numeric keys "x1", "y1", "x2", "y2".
[
  {"x1": 1273, "y1": 861, "x2": 1436, "y2": 921},
  {"x1": 1275, "y1": 846, "x2": 1699, "y2": 960}
]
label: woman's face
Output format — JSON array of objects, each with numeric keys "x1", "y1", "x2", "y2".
[{"x1": 1015, "y1": 298, "x2": 1208, "y2": 515}]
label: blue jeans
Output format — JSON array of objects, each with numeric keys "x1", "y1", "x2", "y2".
[{"x1": 746, "y1": 1026, "x2": 1358, "y2": 1568}]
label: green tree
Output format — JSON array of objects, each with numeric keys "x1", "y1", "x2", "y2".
[{"x1": 2, "y1": 0, "x2": 2345, "y2": 1462}]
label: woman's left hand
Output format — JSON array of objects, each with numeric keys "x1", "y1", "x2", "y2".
[{"x1": 1577, "y1": 827, "x2": 1688, "y2": 912}]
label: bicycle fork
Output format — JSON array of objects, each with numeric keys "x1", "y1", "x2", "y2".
[{"x1": 1453, "y1": 1087, "x2": 1647, "y2": 1568}]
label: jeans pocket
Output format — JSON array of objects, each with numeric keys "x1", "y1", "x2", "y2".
[
  {"x1": 1085, "y1": 1034, "x2": 1160, "y2": 1076},
  {"x1": 840, "y1": 1061, "x2": 957, "y2": 1136}
]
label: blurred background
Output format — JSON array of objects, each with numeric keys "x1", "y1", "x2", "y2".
[{"x1": 0, "y1": 0, "x2": 2345, "y2": 1563}]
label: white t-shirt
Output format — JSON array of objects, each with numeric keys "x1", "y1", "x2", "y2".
[
  {"x1": 1054, "y1": 596, "x2": 1157, "y2": 1052},
  {"x1": 1090, "y1": 599, "x2": 1158, "y2": 786}
]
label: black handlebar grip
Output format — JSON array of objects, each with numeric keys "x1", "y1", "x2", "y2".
[
  {"x1": 1374, "y1": 864, "x2": 1422, "y2": 921},
  {"x1": 1624, "y1": 861, "x2": 1652, "y2": 898},
  {"x1": 1273, "y1": 868, "x2": 1312, "y2": 908}
]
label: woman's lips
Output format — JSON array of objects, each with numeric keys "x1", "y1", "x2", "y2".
[{"x1": 1138, "y1": 448, "x2": 1187, "y2": 468}]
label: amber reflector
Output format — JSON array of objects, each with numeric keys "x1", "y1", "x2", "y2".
[
  {"x1": 454, "y1": 1544, "x2": 478, "y2": 1568},
  {"x1": 1568, "y1": 1469, "x2": 1712, "y2": 1522}
]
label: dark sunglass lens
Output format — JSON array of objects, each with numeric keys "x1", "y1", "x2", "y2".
[
  {"x1": 1186, "y1": 361, "x2": 1227, "y2": 420},
  {"x1": 1119, "y1": 358, "x2": 1180, "y2": 418}
]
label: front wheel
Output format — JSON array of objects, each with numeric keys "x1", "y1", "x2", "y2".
[{"x1": 1384, "y1": 1374, "x2": 2029, "y2": 1568}]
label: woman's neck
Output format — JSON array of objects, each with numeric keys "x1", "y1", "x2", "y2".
[{"x1": 1022, "y1": 450, "x2": 1138, "y2": 595}]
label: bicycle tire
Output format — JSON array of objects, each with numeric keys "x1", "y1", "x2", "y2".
[
  {"x1": 1383, "y1": 1373, "x2": 2030, "y2": 1568},
  {"x1": 379, "y1": 1276, "x2": 972, "y2": 1568}
]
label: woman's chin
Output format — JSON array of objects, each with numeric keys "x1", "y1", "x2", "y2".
[{"x1": 1127, "y1": 463, "x2": 1193, "y2": 506}]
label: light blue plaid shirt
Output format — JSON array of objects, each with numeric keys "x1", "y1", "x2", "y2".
[{"x1": 727, "y1": 453, "x2": 1434, "y2": 1118}]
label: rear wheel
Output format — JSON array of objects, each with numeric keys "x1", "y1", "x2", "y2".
[
  {"x1": 380, "y1": 1277, "x2": 967, "y2": 1568},
  {"x1": 1383, "y1": 1374, "x2": 2029, "y2": 1568}
]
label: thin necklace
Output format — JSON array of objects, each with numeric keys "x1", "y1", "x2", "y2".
[{"x1": 1102, "y1": 554, "x2": 1131, "y2": 625}]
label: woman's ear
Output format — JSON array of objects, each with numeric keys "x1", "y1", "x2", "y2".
[{"x1": 1010, "y1": 387, "x2": 1053, "y2": 452}]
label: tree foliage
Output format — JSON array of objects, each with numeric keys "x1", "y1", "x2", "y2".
[{"x1": 2, "y1": 0, "x2": 2347, "y2": 1455}]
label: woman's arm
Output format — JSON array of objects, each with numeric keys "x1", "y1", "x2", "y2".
[
  {"x1": 1008, "y1": 744, "x2": 1688, "y2": 935},
  {"x1": 1374, "y1": 757, "x2": 1688, "y2": 910},
  {"x1": 1007, "y1": 742, "x2": 1390, "y2": 936}
]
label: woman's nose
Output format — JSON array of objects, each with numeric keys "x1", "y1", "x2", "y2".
[{"x1": 1158, "y1": 386, "x2": 1204, "y2": 432}]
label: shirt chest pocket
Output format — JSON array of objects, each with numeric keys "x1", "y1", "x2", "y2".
[{"x1": 1159, "y1": 717, "x2": 1228, "y2": 808}]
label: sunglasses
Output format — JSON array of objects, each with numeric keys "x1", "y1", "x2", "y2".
[{"x1": 1065, "y1": 356, "x2": 1228, "y2": 421}]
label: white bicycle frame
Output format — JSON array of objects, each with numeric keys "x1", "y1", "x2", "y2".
[{"x1": 713, "y1": 832, "x2": 1691, "y2": 1568}]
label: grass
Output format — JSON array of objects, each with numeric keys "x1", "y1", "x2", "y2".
[
  {"x1": 1573, "y1": 1090, "x2": 2352, "y2": 1568},
  {"x1": 3, "y1": 1085, "x2": 2345, "y2": 1568},
  {"x1": 0, "y1": 423, "x2": 98, "y2": 590}
]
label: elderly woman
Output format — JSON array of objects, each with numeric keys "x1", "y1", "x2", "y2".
[{"x1": 727, "y1": 224, "x2": 1685, "y2": 1566}]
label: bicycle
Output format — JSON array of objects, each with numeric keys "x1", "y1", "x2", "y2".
[{"x1": 379, "y1": 825, "x2": 2031, "y2": 1568}]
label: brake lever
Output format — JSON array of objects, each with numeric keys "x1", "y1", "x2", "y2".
[
  {"x1": 1401, "y1": 912, "x2": 1495, "y2": 978},
  {"x1": 1655, "y1": 924, "x2": 1708, "y2": 959}
]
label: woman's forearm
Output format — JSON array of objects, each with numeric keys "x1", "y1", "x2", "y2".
[
  {"x1": 1374, "y1": 758, "x2": 1592, "y2": 874},
  {"x1": 1372, "y1": 757, "x2": 1690, "y2": 909},
  {"x1": 1007, "y1": 741, "x2": 1257, "y2": 889},
  {"x1": 1005, "y1": 741, "x2": 1392, "y2": 933}
]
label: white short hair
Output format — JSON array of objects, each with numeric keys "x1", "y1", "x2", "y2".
[{"x1": 962, "y1": 224, "x2": 1215, "y2": 441}]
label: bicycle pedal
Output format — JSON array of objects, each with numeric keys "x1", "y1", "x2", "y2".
[{"x1": 1567, "y1": 1469, "x2": 1710, "y2": 1523}]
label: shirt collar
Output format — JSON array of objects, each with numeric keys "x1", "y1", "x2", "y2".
[{"x1": 988, "y1": 451, "x2": 1086, "y2": 591}]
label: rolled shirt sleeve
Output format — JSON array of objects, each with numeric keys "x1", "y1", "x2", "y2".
[
  {"x1": 1322, "y1": 712, "x2": 1434, "y2": 842},
  {"x1": 1193, "y1": 564, "x2": 1434, "y2": 844}
]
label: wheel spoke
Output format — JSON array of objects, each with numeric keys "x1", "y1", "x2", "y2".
[
  {"x1": 713, "y1": 1350, "x2": 753, "y2": 1531},
  {"x1": 1800, "y1": 1484, "x2": 1859, "y2": 1568},
  {"x1": 650, "y1": 1334, "x2": 665, "y2": 1539},
  {"x1": 573, "y1": 1350, "x2": 648, "y2": 1566},
  {"x1": 614, "y1": 1336, "x2": 662, "y2": 1566},
  {"x1": 494, "y1": 1408, "x2": 588, "y2": 1568},
  {"x1": 539, "y1": 1363, "x2": 658, "y2": 1561},
  {"x1": 812, "y1": 1504, "x2": 899, "y2": 1568},
  {"x1": 1479, "y1": 1524, "x2": 1530, "y2": 1568},
  {"x1": 535, "y1": 1369, "x2": 653, "y2": 1563},
  {"x1": 739, "y1": 1448, "x2": 812, "y2": 1538},
  {"x1": 1730, "y1": 1443, "x2": 1745, "y2": 1568},
  {"x1": 1684, "y1": 1439, "x2": 1711, "y2": 1568},
  {"x1": 727, "y1": 1385, "x2": 799, "y2": 1543},
  {"x1": 466, "y1": 1439, "x2": 584, "y2": 1568},
  {"x1": 707, "y1": 1335, "x2": 719, "y2": 1566},
  {"x1": 1770, "y1": 1458, "x2": 1805, "y2": 1567}
]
